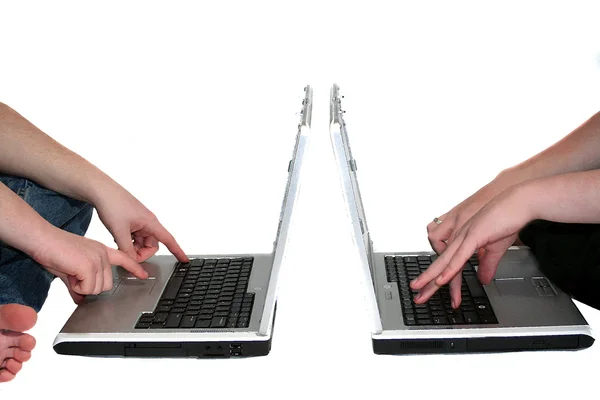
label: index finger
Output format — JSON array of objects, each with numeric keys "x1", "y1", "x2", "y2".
[
  {"x1": 435, "y1": 236, "x2": 478, "y2": 286},
  {"x1": 410, "y1": 238, "x2": 461, "y2": 290},
  {"x1": 149, "y1": 223, "x2": 189, "y2": 263},
  {"x1": 106, "y1": 247, "x2": 149, "y2": 279}
]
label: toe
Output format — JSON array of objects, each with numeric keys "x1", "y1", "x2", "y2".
[
  {"x1": 0, "y1": 304, "x2": 37, "y2": 332},
  {"x1": 18, "y1": 334, "x2": 36, "y2": 352},
  {"x1": 4, "y1": 359, "x2": 22, "y2": 375},
  {"x1": 0, "y1": 368, "x2": 15, "y2": 383},
  {"x1": 12, "y1": 349, "x2": 31, "y2": 363},
  {"x1": 2, "y1": 331, "x2": 36, "y2": 351}
]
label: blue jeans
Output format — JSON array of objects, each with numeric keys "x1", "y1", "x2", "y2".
[{"x1": 0, "y1": 175, "x2": 93, "y2": 312}]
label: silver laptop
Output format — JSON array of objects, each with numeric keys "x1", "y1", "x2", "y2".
[
  {"x1": 53, "y1": 85, "x2": 313, "y2": 358},
  {"x1": 328, "y1": 83, "x2": 595, "y2": 354}
]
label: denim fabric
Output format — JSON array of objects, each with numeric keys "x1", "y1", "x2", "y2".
[{"x1": 0, "y1": 174, "x2": 93, "y2": 312}]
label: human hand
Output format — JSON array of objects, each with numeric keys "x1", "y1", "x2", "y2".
[
  {"x1": 34, "y1": 227, "x2": 147, "y2": 296},
  {"x1": 412, "y1": 183, "x2": 534, "y2": 308},
  {"x1": 94, "y1": 185, "x2": 188, "y2": 264},
  {"x1": 427, "y1": 172, "x2": 519, "y2": 255}
]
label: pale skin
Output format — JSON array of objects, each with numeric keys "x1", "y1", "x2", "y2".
[
  {"x1": 0, "y1": 103, "x2": 189, "y2": 382},
  {"x1": 411, "y1": 110, "x2": 600, "y2": 308}
]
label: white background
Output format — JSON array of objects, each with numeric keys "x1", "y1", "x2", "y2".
[{"x1": 1, "y1": 1, "x2": 600, "y2": 399}]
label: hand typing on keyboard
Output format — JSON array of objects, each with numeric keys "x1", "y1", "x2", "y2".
[
  {"x1": 410, "y1": 184, "x2": 533, "y2": 308},
  {"x1": 415, "y1": 111, "x2": 600, "y2": 309}
]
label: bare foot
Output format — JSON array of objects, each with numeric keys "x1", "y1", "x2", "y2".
[{"x1": 0, "y1": 304, "x2": 37, "y2": 383}]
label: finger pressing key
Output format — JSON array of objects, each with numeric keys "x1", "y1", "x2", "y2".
[
  {"x1": 434, "y1": 237, "x2": 477, "y2": 287},
  {"x1": 148, "y1": 224, "x2": 188, "y2": 263},
  {"x1": 410, "y1": 240, "x2": 459, "y2": 290}
]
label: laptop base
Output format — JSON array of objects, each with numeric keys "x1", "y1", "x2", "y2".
[
  {"x1": 372, "y1": 333, "x2": 595, "y2": 355},
  {"x1": 54, "y1": 338, "x2": 272, "y2": 358}
]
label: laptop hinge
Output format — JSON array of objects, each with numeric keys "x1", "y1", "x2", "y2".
[
  {"x1": 366, "y1": 235, "x2": 378, "y2": 286},
  {"x1": 349, "y1": 159, "x2": 357, "y2": 172}
]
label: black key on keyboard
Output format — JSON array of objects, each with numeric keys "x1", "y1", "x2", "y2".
[
  {"x1": 162, "y1": 277, "x2": 184, "y2": 300},
  {"x1": 180, "y1": 315, "x2": 197, "y2": 328},
  {"x1": 464, "y1": 275, "x2": 486, "y2": 298},
  {"x1": 480, "y1": 314, "x2": 498, "y2": 324},
  {"x1": 156, "y1": 305, "x2": 171, "y2": 313},
  {"x1": 154, "y1": 313, "x2": 168, "y2": 323},
  {"x1": 211, "y1": 316, "x2": 227, "y2": 328},
  {"x1": 463, "y1": 312, "x2": 479, "y2": 324},
  {"x1": 165, "y1": 313, "x2": 183, "y2": 328},
  {"x1": 195, "y1": 319, "x2": 211, "y2": 328}
]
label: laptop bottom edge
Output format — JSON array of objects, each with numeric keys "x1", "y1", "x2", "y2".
[
  {"x1": 53, "y1": 337, "x2": 273, "y2": 358},
  {"x1": 372, "y1": 333, "x2": 595, "y2": 355}
]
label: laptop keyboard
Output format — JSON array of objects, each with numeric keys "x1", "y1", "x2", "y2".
[
  {"x1": 135, "y1": 257, "x2": 255, "y2": 329},
  {"x1": 385, "y1": 255, "x2": 498, "y2": 326}
]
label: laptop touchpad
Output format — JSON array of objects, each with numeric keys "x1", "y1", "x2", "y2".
[
  {"x1": 115, "y1": 278, "x2": 157, "y2": 296},
  {"x1": 494, "y1": 278, "x2": 538, "y2": 297}
]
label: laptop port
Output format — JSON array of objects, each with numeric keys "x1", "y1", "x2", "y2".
[
  {"x1": 230, "y1": 343, "x2": 242, "y2": 350},
  {"x1": 230, "y1": 349, "x2": 243, "y2": 356}
]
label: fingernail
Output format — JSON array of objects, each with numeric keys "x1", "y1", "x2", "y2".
[
  {"x1": 451, "y1": 299, "x2": 456, "y2": 308},
  {"x1": 410, "y1": 278, "x2": 418, "y2": 286},
  {"x1": 414, "y1": 293, "x2": 421, "y2": 302}
]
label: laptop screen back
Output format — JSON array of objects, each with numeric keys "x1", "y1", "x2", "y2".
[
  {"x1": 329, "y1": 84, "x2": 382, "y2": 334},
  {"x1": 258, "y1": 85, "x2": 312, "y2": 335}
]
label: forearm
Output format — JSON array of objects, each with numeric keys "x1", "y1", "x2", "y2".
[
  {"x1": 0, "y1": 182, "x2": 55, "y2": 258},
  {"x1": 497, "y1": 111, "x2": 600, "y2": 186},
  {"x1": 522, "y1": 169, "x2": 600, "y2": 224},
  {"x1": 0, "y1": 102, "x2": 119, "y2": 204}
]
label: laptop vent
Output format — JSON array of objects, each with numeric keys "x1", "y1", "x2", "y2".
[{"x1": 399, "y1": 340, "x2": 444, "y2": 350}]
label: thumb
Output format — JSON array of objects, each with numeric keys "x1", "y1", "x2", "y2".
[
  {"x1": 68, "y1": 275, "x2": 86, "y2": 294},
  {"x1": 477, "y1": 246, "x2": 506, "y2": 285},
  {"x1": 59, "y1": 274, "x2": 85, "y2": 304},
  {"x1": 112, "y1": 228, "x2": 137, "y2": 260}
]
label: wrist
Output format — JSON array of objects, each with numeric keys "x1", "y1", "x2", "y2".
[
  {"x1": 22, "y1": 221, "x2": 61, "y2": 266},
  {"x1": 79, "y1": 172, "x2": 122, "y2": 207},
  {"x1": 493, "y1": 167, "x2": 527, "y2": 188},
  {"x1": 507, "y1": 180, "x2": 540, "y2": 223}
]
